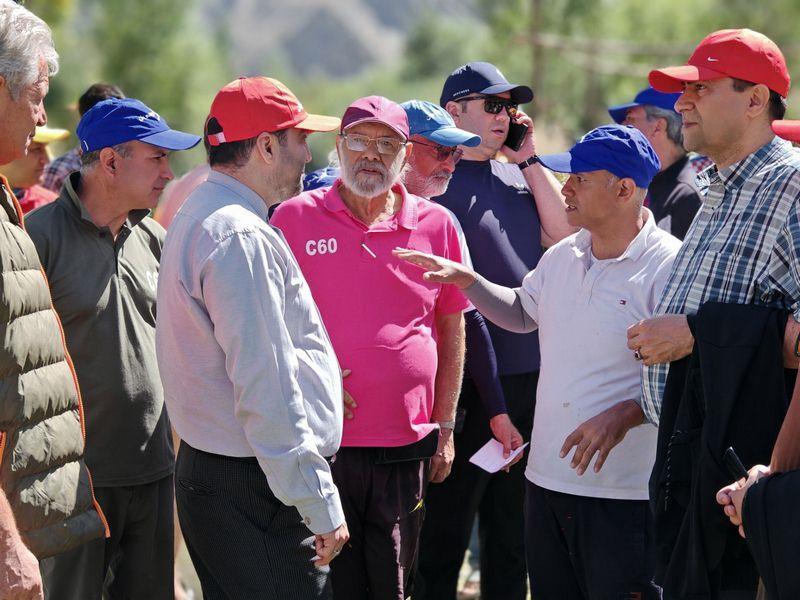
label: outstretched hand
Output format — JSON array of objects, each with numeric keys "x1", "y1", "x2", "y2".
[{"x1": 392, "y1": 248, "x2": 477, "y2": 289}]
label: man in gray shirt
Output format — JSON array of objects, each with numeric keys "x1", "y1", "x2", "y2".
[
  {"x1": 28, "y1": 97, "x2": 200, "y2": 599},
  {"x1": 156, "y1": 76, "x2": 349, "y2": 600}
]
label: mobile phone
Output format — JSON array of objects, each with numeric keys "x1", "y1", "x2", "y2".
[{"x1": 504, "y1": 121, "x2": 529, "y2": 152}]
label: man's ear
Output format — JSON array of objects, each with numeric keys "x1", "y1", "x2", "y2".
[
  {"x1": 255, "y1": 131, "x2": 276, "y2": 165},
  {"x1": 746, "y1": 83, "x2": 771, "y2": 120},
  {"x1": 99, "y1": 147, "x2": 117, "y2": 175},
  {"x1": 618, "y1": 177, "x2": 637, "y2": 203},
  {"x1": 445, "y1": 101, "x2": 461, "y2": 123}
]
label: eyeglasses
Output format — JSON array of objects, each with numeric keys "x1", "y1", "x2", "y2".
[
  {"x1": 340, "y1": 133, "x2": 404, "y2": 155},
  {"x1": 412, "y1": 139, "x2": 463, "y2": 163},
  {"x1": 458, "y1": 95, "x2": 518, "y2": 118}
]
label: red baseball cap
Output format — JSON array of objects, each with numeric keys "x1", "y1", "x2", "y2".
[
  {"x1": 649, "y1": 29, "x2": 790, "y2": 97},
  {"x1": 340, "y1": 96, "x2": 409, "y2": 140},
  {"x1": 771, "y1": 120, "x2": 800, "y2": 142},
  {"x1": 206, "y1": 77, "x2": 340, "y2": 146}
]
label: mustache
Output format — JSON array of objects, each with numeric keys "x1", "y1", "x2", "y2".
[{"x1": 351, "y1": 158, "x2": 389, "y2": 178}]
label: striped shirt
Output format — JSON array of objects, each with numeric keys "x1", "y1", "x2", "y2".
[{"x1": 642, "y1": 137, "x2": 800, "y2": 424}]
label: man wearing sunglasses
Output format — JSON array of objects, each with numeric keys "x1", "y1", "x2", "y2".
[
  {"x1": 415, "y1": 61, "x2": 575, "y2": 600},
  {"x1": 271, "y1": 95, "x2": 470, "y2": 600}
]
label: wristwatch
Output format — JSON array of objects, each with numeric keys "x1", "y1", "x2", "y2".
[
  {"x1": 437, "y1": 420, "x2": 456, "y2": 431},
  {"x1": 518, "y1": 155, "x2": 539, "y2": 170}
]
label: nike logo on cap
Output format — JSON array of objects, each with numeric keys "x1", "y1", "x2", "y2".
[{"x1": 707, "y1": 57, "x2": 720, "y2": 62}]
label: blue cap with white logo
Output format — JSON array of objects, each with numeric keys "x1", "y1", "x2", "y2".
[
  {"x1": 537, "y1": 125, "x2": 661, "y2": 188},
  {"x1": 77, "y1": 98, "x2": 201, "y2": 153},
  {"x1": 401, "y1": 100, "x2": 481, "y2": 147},
  {"x1": 440, "y1": 62, "x2": 533, "y2": 107},
  {"x1": 608, "y1": 87, "x2": 682, "y2": 124}
]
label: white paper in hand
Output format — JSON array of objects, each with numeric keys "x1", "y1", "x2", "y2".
[{"x1": 469, "y1": 439, "x2": 529, "y2": 473}]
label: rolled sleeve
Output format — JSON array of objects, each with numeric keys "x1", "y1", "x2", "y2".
[{"x1": 201, "y1": 231, "x2": 344, "y2": 534}]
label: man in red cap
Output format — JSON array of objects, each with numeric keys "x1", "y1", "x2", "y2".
[
  {"x1": 627, "y1": 29, "x2": 800, "y2": 599},
  {"x1": 271, "y1": 96, "x2": 470, "y2": 600},
  {"x1": 156, "y1": 77, "x2": 349, "y2": 600}
]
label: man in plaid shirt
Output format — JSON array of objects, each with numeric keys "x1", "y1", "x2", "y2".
[
  {"x1": 626, "y1": 29, "x2": 800, "y2": 428},
  {"x1": 41, "y1": 82, "x2": 123, "y2": 192}
]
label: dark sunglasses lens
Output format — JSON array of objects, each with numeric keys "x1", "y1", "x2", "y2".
[{"x1": 483, "y1": 100, "x2": 504, "y2": 114}]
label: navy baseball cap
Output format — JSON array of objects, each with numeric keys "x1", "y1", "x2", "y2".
[
  {"x1": 608, "y1": 87, "x2": 682, "y2": 124},
  {"x1": 537, "y1": 125, "x2": 661, "y2": 188},
  {"x1": 440, "y1": 62, "x2": 533, "y2": 107},
  {"x1": 401, "y1": 100, "x2": 481, "y2": 147},
  {"x1": 77, "y1": 98, "x2": 201, "y2": 153}
]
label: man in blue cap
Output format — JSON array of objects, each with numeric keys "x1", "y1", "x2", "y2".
[
  {"x1": 400, "y1": 99, "x2": 525, "y2": 485},
  {"x1": 396, "y1": 124, "x2": 679, "y2": 600},
  {"x1": 30, "y1": 97, "x2": 200, "y2": 600},
  {"x1": 416, "y1": 61, "x2": 575, "y2": 600},
  {"x1": 609, "y1": 86, "x2": 701, "y2": 239}
]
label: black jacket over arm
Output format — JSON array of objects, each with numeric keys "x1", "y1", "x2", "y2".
[{"x1": 650, "y1": 302, "x2": 795, "y2": 599}]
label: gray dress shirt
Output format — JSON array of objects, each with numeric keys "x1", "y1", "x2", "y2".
[{"x1": 156, "y1": 170, "x2": 344, "y2": 534}]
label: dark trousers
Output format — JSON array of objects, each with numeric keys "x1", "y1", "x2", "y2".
[
  {"x1": 525, "y1": 481, "x2": 661, "y2": 600},
  {"x1": 415, "y1": 371, "x2": 538, "y2": 600},
  {"x1": 329, "y1": 447, "x2": 427, "y2": 600},
  {"x1": 40, "y1": 475, "x2": 174, "y2": 600},
  {"x1": 175, "y1": 442, "x2": 330, "y2": 600}
]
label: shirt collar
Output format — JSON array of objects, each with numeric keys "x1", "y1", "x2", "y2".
[
  {"x1": 709, "y1": 136, "x2": 787, "y2": 191},
  {"x1": 206, "y1": 169, "x2": 271, "y2": 221},
  {"x1": 322, "y1": 179, "x2": 419, "y2": 230},
  {"x1": 61, "y1": 172, "x2": 150, "y2": 230},
  {"x1": 572, "y1": 208, "x2": 657, "y2": 264}
]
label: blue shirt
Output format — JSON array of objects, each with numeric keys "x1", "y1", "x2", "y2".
[{"x1": 434, "y1": 159, "x2": 542, "y2": 375}]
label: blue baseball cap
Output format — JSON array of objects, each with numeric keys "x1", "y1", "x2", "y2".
[
  {"x1": 77, "y1": 98, "x2": 201, "y2": 153},
  {"x1": 608, "y1": 87, "x2": 682, "y2": 124},
  {"x1": 440, "y1": 62, "x2": 533, "y2": 107},
  {"x1": 303, "y1": 166, "x2": 340, "y2": 191},
  {"x1": 537, "y1": 125, "x2": 661, "y2": 188},
  {"x1": 401, "y1": 100, "x2": 481, "y2": 147}
]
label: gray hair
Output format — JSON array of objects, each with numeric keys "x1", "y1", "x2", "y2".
[
  {"x1": 643, "y1": 105, "x2": 684, "y2": 149},
  {"x1": 0, "y1": 0, "x2": 58, "y2": 100},
  {"x1": 80, "y1": 142, "x2": 132, "y2": 170}
]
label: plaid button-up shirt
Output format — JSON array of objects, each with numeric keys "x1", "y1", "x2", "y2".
[
  {"x1": 41, "y1": 147, "x2": 81, "y2": 193},
  {"x1": 642, "y1": 137, "x2": 800, "y2": 424}
]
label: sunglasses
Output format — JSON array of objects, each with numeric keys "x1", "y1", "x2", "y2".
[
  {"x1": 340, "y1": 133, "x2": 404, "y2": 155},
  {"x1": 412, "y1": 139, "x2": 463, "y2": 163},
  {"x1": 458, "y1": 95, "x2": 519, "y2": 118}
]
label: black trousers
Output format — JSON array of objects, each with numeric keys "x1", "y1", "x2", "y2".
[
  {"x1": 174, "y1": 442, "x2": 330, "y2": 600},
  {"x1": 329, "y1": 447, "x2": 427, "y2": 600},
  {"x1": 415, "y1": 371, "x2": 538, "y2": 600},
  {"x1": 40, "y1": 475, "x2": 174, "y2": 600},
  {"x1": 525, "y1": 481, "x2": 661, "y2": 600}
]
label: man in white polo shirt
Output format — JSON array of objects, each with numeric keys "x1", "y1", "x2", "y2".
[{"x1": 395, "y1": 124, "x2": 679, "y2": 599}]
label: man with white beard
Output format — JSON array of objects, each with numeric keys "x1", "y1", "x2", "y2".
[{"x1": 270, "y1": 95, "x2": 469, "y2": 600}]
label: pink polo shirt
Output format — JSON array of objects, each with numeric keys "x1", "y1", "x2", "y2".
[{"x1": 271, "y1": 180, "x2": 469, "y2": 447}]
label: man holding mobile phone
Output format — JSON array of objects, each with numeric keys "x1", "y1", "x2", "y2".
[{"x1": 415, "y1": 62, "x2": 575, "y2": 600}]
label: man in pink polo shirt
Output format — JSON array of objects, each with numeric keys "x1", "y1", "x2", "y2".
[{"x1": 271, "y1": 95, "x2": 469, "y2": 600}]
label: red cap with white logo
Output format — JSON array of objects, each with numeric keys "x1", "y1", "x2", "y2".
[
  {"x1": 206, "y1": 76, "x2": 340, "y2": 146},
  {"x1": 649, "y1": 29, "x2": 790, "y2": 97}
]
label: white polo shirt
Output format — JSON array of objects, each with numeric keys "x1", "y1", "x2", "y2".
[{"x1": 518, "y1": 210, "x2": 680, "y2": 500}]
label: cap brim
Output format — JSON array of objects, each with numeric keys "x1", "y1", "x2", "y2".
[
  {"x1": 608, "y1": 102, "x2": 638, "y2": 124},
  {"x1": 33, "y1": 129, "x2": 70, "y2": 143},
  {"x1": 297, "y1": 113, "x2": 341, "y2": 132},
  {"x1": 424, "y1": 126, "x2": 481, "y2": 147},
  {"x1": 772, "y1": 120, "x2": 800, "y2": 142},
  {"x1": 537, "y1": 151, "x2": 598, "y2": 175},
  {"x1": 141, "y1": 129, "x2": 202, "y2": 151},
  {"x1": 480, "y1": 83, "x2": 534, "y2": 104},
  {"x1": 649, "y1": 65, "x2": 728, "y2": 93}
]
